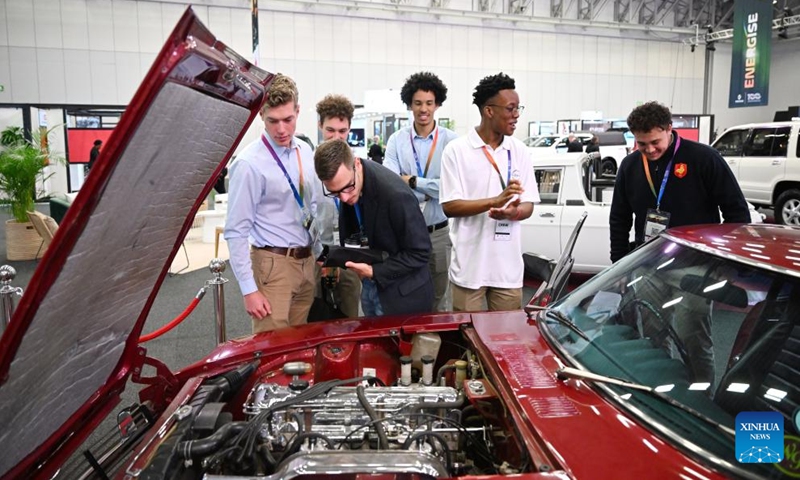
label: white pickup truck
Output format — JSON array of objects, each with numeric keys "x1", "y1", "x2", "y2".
[{"x1": 522, "y1": 153, "x2": 764, "y2": 278}]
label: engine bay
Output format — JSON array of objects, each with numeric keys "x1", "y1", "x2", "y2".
[{"x1": 119, "y1": 330, "x2": 532, "y2": 479}]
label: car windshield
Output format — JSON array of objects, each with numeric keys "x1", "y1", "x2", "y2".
[
  {"x1": 540, "y1": 236, "x2": 799, "y2": 478},
  {"x1": 531, "y1": 136, "x2": 559, "y2": 147}
]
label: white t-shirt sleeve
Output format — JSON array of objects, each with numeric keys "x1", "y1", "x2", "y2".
[{"x1": 440, "y1": 142, "x2": 462, "y2": 204}]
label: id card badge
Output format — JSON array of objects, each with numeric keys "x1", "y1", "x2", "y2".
[
  {"x1": 301, "y1": 207, "x2": 314, "y2": 231},
  {"x1": 419, "y1": 200, "x2": 427, "y2": 213},
  {"x1": 644, "y1": 208, "x2": 670, "y2": 241},
  {"x1": 494, "y1": 220, "x2": 512, "y2": 241}
]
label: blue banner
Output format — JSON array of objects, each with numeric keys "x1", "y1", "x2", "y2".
[{"x1": 728, "y1": 0, "x2": 772, "y2": 108}]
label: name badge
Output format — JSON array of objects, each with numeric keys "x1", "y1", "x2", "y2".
[
  {"x1": 645, "y1": 208, "x2": 670, "y2": 241},
  {"x1": 301, "y1": 206, "x2": 314, "y2": 230},
  {"x1": 494, "y1": 220, "x2": 512, "y2": 241}
]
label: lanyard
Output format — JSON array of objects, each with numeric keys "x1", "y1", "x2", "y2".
[
  {"x1": 410, "y1": 126, "x2": 439, "y2": 178},
  {"x1": 354, "y1": 202, "x2": 364, "y2": 235},
  {"x1": 642, "y1": 135, "x2": 681, "y2": 210},
  {"x1": 262, "y1": 135, "x2": 304, "y2": 209},
  {"x1": 481, "y1": 146, "x2": 511, "y2": 190}
]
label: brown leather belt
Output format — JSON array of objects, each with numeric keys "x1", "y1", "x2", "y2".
[
  {"x1": 427, "y1": 220, "x2": 449, "y2": 233},
  {"x1": 257, "y1": 245, "x2": 313, "y2": 259}
]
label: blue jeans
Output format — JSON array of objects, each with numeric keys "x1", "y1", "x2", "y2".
[{"x1": 361, "y1": 278, "x2": 383, "y2": 317}]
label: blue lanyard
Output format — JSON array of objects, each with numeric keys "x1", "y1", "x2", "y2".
[
  {"x1": 354, "y1": 202, "x2": 364, "y2": 234},
  {"x1": 642, "y1": 135, "x2": 682, "y2": 211},
  {"x1": 506, "y1": 150, "x2": 511, "y2": 185},
  {"x1": 261, "y1": 135, "x2": 304, "y2": 209},
  {"x1": 334, "y1": 198, "x2": 340, "y2": 210},
  {"x1": 409, "y1": 127, "x2": 439, "y2": 178}
]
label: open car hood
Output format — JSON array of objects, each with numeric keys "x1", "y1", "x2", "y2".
[{"x1": 0, "y1": 9, "x2": 272, "y2": 477}]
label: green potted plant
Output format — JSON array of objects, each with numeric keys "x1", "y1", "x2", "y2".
[{"x1": 0, "y1": 126, "x2": 62, "y2": 260}]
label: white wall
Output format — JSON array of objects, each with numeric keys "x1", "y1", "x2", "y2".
[
  {"x1": 0, "y1": 0, "x2": 706, "y2": 145},
  {"x1": 710, "y1": 38, "x2": 800, "y2": 135}
]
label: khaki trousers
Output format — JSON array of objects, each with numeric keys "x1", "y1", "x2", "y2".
[
  {"x1": 429, "y1": 226, "x2": 452, "y2": 312},
  {"x1": 451, "y1": 283, "x2": 522, "y2": 312},
  {"x1": 251, "y1": 248, "x2": 315, "y2": 334}
]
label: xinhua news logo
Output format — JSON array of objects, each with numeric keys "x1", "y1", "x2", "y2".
[{"x1": 736, "y1": 412, "x2": 784, "y2": 463}]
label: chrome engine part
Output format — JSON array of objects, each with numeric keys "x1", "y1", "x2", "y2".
[{"x1": 245, "y1": 383, "x2": 464, "y2": 452}]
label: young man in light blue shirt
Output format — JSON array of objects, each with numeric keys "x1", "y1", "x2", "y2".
[
  {"x1": 224, "y1": 74, "x2": 322, "y2": 333},
  {"x1": 384, "y1": 72, "x2": 459, "y2": 311}
]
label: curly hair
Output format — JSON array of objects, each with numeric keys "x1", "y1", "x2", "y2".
[
  {"x1": 316, "y1": 94, "x2": 354, "y2": 124},
  {"x1": 626, "y1": 101, "x2": 672, "y2": 133},
  {"x1": 400, "y1": 72, "x2": 448, "y2": 107},
  {"x1": 472, "y1": 73, "x2": 515, "y2": 108},
  {"x1": 262, "y1": 74, "x2": 298, "y2": 112}
]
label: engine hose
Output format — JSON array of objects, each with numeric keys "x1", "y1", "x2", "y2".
[
  {"x1": 139, "y1": 288, "x2": 205, "y2": 343},
  {"x1": 409, "y1": 391, "x2": 465, "y2": 417},
  {"x1": 283, "y1": 432, "x2": 335, "y2": 459},
  {"x1": 436, "y1": 364, "x2": 457, "y2": 386},
  {"x1": 179, "y1": 421, "x2": 248, "y2": 459},
  {"x1": 356, "y1": 385, "x2": 389, "y2": 450},
  {"x1": 402, "y1": 431, "x2": 452, "y2": 472}
]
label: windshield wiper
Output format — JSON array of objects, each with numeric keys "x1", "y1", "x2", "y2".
[
  {"x1": 556, "y1": 366, "x2": 735, "y2": 439},
  {"x1": 542, "y1": 309, "x2": 591, "y2": 342}
]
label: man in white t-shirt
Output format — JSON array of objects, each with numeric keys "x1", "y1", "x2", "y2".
[{"x1": 440, "y1": 72, "x2": 540, "y2": 311}]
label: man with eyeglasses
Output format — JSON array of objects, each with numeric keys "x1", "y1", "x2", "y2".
[
  {"x1": 384, "y1": 72, "x2": 459, "y2": 312},
  {"x1": 314, "y1": 139, "x2": 434, "y2": 316},
  {"x1": 224, "y1": 74, "x2": 322, "y2": 333},
  {"x1": 440, "y1": 72, "x2": 540, "y2": 312}
]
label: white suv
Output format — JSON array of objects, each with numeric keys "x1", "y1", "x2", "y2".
[{"x1": 712, "y1": 121, "x2": 800, "y2": 224}]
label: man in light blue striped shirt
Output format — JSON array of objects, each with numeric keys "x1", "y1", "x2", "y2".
[
  {"x1": 384, "y1": 72, "x2": 459, "y2": 311},
  {"x1": 224, "y1": 74, "x2": 322, "y2": 333}
]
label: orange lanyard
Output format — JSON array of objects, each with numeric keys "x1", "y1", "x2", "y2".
[
  {"x1": 481, "y1": 146, "x2": 509, "y2": 190},
  {"x1": 295, "y1": 147, "x2": 304, "y2": 201},
  {"x1": 410, "y1": 127, "x2": 439, "y2": 178}
]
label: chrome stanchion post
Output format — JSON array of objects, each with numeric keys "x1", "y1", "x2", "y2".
[
  {"x1": 0, "y1": 265, "x2": 23, "y2": 336},
  {"x1": 207, "y1": 259, "x2": 229, "y2": 345}
]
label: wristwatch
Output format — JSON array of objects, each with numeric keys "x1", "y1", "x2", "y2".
[{"x1": 408, "y1": 176, "x2": 417, "y2": 189}]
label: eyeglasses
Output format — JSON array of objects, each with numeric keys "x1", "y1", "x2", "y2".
[
  {"x1": 486, "y1": 104, "x2": 525, "y2": 114},
  {"x1": 323, "y1": 165, "x2": 357, "y2": 197}
]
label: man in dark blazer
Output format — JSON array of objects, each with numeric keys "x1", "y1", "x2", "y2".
[{"x1": 314, "y1": 139, "x2": 434, "y2": 315}]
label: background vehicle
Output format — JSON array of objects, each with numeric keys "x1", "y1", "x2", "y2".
[
  {"x1": 523, "y1": 153, "x2": 764, "y2": 275},
  {"x1": 712, "y1": 121, "x2": 800, "y2": 225},
  {"x1": 523, "y1": 153, "x2": 617, "y2": 274},
  {"x1": 529, "y1": 132, "x2": 628, "y2": 175}
]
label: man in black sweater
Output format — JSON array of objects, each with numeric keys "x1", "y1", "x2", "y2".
[
  {"x1": 609, "y1": 102, "x2": 749, "y2": 262},
  {"x1": 609, "y1": 101, "x2": 750, "y2": 385}
]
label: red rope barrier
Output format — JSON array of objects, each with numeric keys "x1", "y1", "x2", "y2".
[{"x1": 139, "y1": 288, "x2": 206, "y2": 343}]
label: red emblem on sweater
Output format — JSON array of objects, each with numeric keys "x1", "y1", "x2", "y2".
[{"x1": 674, "y1": 163, "x2": 687, "y2": 178}]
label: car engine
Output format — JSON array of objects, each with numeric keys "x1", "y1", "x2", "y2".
[
  {"x1": 76, "y1": 334, "x2": 529, "y2": 479},
  {"x1": 244, "y1": 381, "x2": 468, "y2": 472}
]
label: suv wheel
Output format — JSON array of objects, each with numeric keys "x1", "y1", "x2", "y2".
[
  {"x1": 601, "y1": 157, "x2": 617, "y2": 176},
  {"x1": 776, "y1": 189, "x2": 800, "y2": 225}
]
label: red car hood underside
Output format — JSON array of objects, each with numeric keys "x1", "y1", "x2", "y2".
[{"x1": 0, "y1": 9, "x2": 271, "y2": 478}]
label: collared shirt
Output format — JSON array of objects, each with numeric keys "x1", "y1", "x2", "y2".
[
  {"x1": 440, "y1": 128, "x2": 540, "y2": 289},
  {"x1": 384, "y1": 123, "x2": 458, "y2": 227},
  {"x1": 224, "y1": 134, "x2": 320, "y2": 295}
]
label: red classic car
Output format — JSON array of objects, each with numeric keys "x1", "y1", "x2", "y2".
[{"x1": 0, "y1": 8, "x2": 798, "y2": 480}]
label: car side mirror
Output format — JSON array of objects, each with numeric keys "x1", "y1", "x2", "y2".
[{"x1": 679, "y1": 274, "x2": 748, "y2": 308}]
